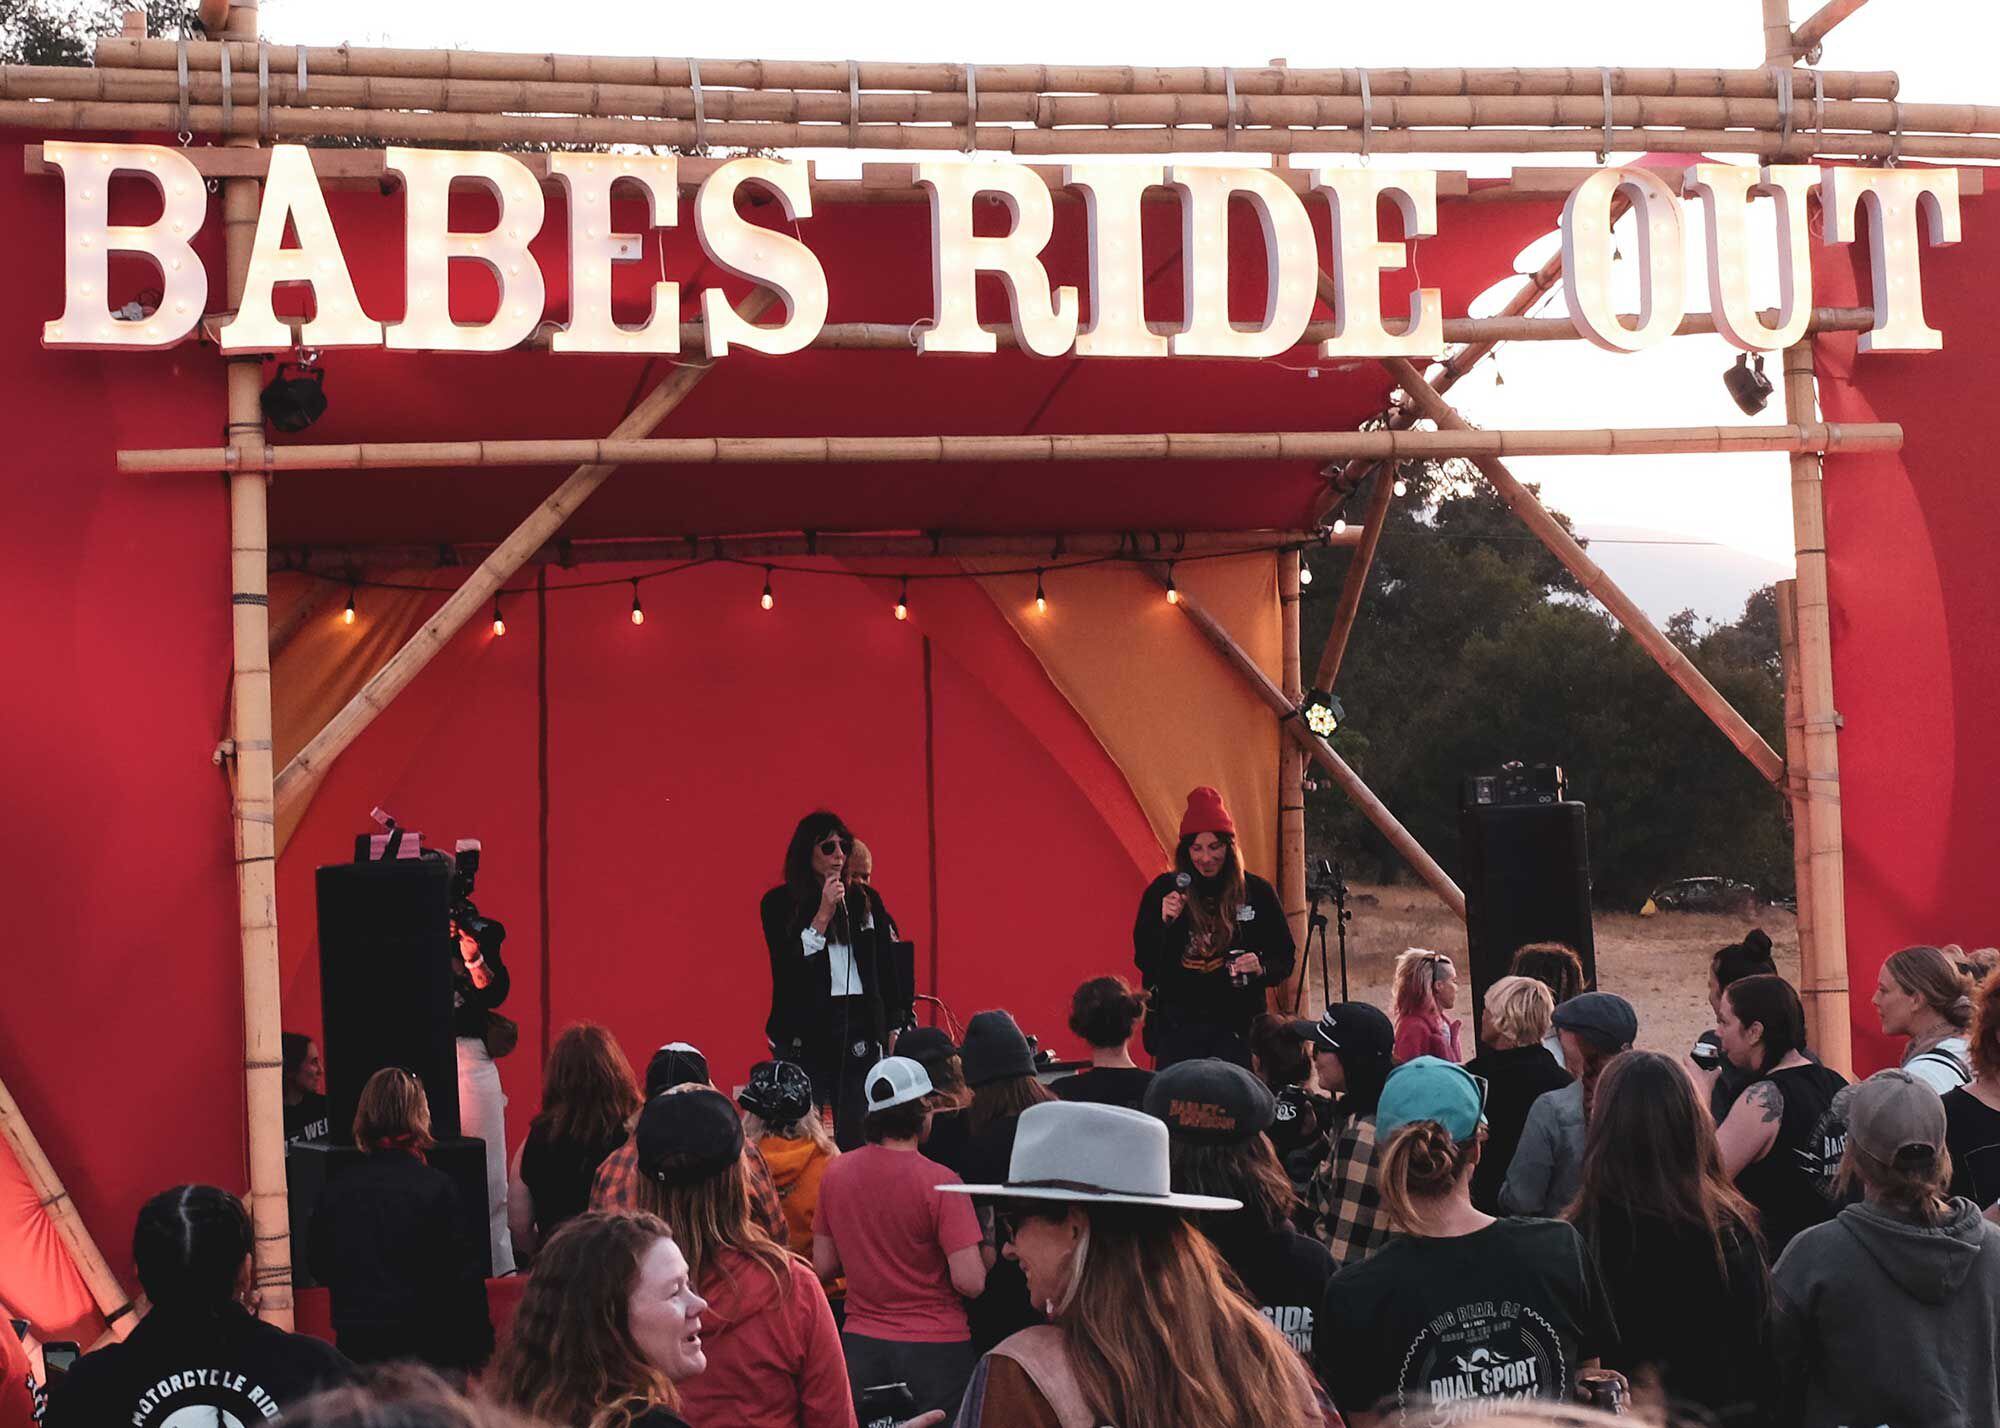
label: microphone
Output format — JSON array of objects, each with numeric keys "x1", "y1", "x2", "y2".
[{"x1": 1171, "y1": 871, "x2": 1191, "y2": 920}]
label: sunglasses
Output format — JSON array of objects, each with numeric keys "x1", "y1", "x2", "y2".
[{"x1": 817, "y1": 836, "x2": 853, "y2": 856}]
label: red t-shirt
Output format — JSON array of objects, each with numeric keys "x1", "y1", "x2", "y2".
[
  {"x1": 0, "y1": 1328, "x2": 42, "y2": 1428},
  {"x1": 815, "y1": 1146, "x2": 982, "y2": 1343}
]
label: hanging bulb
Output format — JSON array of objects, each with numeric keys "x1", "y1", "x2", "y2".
[
  {"x1": 1394, "y1": 477, "x2": 1409, "y2": 498},
  {"x1": 1298, "y1": 562, "x2": 1314, "y2": 587},
  {"x1": 491, "y1": 597, "x2": 506, "y2": 637},
  {"x1": 343, "y1": 586, "x2": 356, "y2": 625},
  {"x1": 1165, "y1": 565, "x2": 1180, "y2": 605},
  {"x1": 630, "y1": 581, "x2": 645, "y2": 626},
  {"x1": 895, "y1": 578, "x2": 909, "y2": 622},
  {"x1": 760, "y1": 568, "x2": 775, "y2": 611},
  {"x1": 1333, "y1": 518, "x2": 1348, "y2": 535},
  {"x1": 1034, "y1": 569, "x2": 1048, "y2": 615}
]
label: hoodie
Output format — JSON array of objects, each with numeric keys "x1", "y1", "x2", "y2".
[
  {"x1": 759, "y1": 1134, "x2": 834, "y2": 1260},
  {"x1": 1773, "y1": 1196, "x2": 2000, "y2": 1428},
  {"x1": 674, "y1": 1248, "x2": 855, "y2": 1428}
]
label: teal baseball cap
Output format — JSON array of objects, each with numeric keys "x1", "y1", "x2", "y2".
[{"x1": 1377, "y1": 1056, "x2": 1487, "y2": 1141}]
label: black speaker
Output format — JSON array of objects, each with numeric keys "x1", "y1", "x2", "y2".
[
  {"x1": 287, "y1": 1137, "x2": 493, "y2": 1285},
  {"x1": 317, "y1": 857, "x2": 461, "y2": 1144},
  {"x1": 1458, "y1": 800, "x2": 1596, "y2": 1034}
]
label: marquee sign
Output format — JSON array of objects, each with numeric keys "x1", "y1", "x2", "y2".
[{"x1": 38, "y1": 142, "x2": 1961, "y2": 359}]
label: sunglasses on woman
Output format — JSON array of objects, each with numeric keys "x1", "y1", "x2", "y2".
[{"x1": 817, "y1": 836, "x2": 853, "y2": 856}]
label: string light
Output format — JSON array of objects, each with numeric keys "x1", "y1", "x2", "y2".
[
  {"x1": 894, "y1": 577, "x2": 909, "y2": 622},
  {"x1": 1394, "y1": 477, "x2": 1409, "y2": 497},
  {"x1": 1298, "y1": 562, "x2": 1313, "y2": 587},
  {"x1": 630, "y1": 580, "x2": 645, "y2": 626},
  {"x1": 760, "y1": 568, "x2": 775, "y2": 611},
  {"x1": 1333, "y1": 518, "x2": 1348, "y2": 535},
  {"x1": 491, "y1": 596, "x2": 506, "y2": 637},
  {"x1": 343, "y1": 585, "x2": 356, "y2": 625},
  {"x1": 1034, "y1": 569, "x2": 1048, "y2": 615},
  {"x1": 1165, "y1": 564, "x2": 1180, "y2": 605}
]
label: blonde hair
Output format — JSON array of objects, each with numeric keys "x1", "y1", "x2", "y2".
[
  {"x1": 353, "y1": 1067, "x2": 435, "y2": 1154},
  {"x1": 634, "y1": 1155, "x2": 795, "y2": 1306},
  {"x1": 1378, "y1": 1120, "x2": 1482, "y2": 1234},
  {"x1": 1482, "y1": 975, "x2": 1555, "y2": 1048},
  {"x1": 1886, "y1": 946, "x2": 1977, "y2": 1031},
  {"x1": 743, "y1": 1106, "x2": 838, "y2": 1159},
  {"x1": 1392, "y1": 948, "x2": 1455, "y2": 1022}
]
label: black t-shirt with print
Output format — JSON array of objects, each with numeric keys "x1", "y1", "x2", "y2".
[
  {"x1": 285, "y1": 1092, "x2": 332, "y2": 1147},
  {"x1": 1317, "y1": 1217, "x2": 1616, "y2": 1424},
  {"x1": 1205, "y1": 1218, "x2": 1337, "y2": 1362}
]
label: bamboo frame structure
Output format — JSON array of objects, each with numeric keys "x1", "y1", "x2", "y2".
[
  {"x1": 1776, "y1": 579, "x2": 1822, "y2": 1051},
  {"x1": 274, "y1": 290, "x2": 773, "y2": 825},
  {"x1": 119, "y1": 422, "x2": 1902, "y2": 476},
  {"x1": 274, "y1": 529, "x2": 1347, "y2": 576},
  {"x1": 1780, "y1": 342, "x2": 1853, "y2": 1075},
  {"x1": 1793, "y1": 0, "x2": 1873, "y2": 57},
  {"x1": 1314, "y1": 471, "x2": 1401, "y2": 697},
  {"x1": 1278, "y1": 552, "x2": 1309, "y2": 974},
  {"x1": 0, "y1": 1071, "x2": 138, "y2": 1337},
  {"x1": 1156, "y1": 566, "x2": 1467, "y2": 919},
  {"x1": 215, "y1": 0, "x2": 293, "y2": 1331},
  {"x1": 1385, "y1": 358, "x2": 1788, "y2": 787}
]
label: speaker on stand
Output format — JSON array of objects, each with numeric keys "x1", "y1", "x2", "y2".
[{"x1": 1458, "y1": 763, "x2": 1596, "y2": 1041}]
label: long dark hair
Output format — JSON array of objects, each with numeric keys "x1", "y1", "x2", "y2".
[
  {"x1": 967, "y1": 1073, "x2": 1056, "y2": 1137},
  {"x1": 1168, "y1": 1138, "x2": 1297, "y2": 1234},
  {"x1": 1569, "y1": 1052, "x2": 1768, "y2": 1282},
  {"x1": 781, "y1": 811, "x2": 850, "y2": 908},
  {"x1": 1174, "y1": 833, "x2": 1246, "y2": 967},
  {"x1": 532, "y1": 1023, "x2": 642, "y2": 1149},
  {"x1": 133, "y1": 1184, "x2": 252, "y2": 1312},
  {"x1": 1725, "y1": 974, "x2": 1809, "y2": 1076}
]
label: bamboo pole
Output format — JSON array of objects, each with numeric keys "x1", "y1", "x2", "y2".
[
  {"x1": 11, "y1": 98, "x2": 1997, "y2": 161},
  {"x1": 215, "y1": 0, "x2": 292, "y2": 1331},
  {"x1": 1313, "y1": 468, "x2": 1401, "y2": 696},
  {"x1": 198, "y1": 0, "x2": 231, "y2": 34},
  {"x1": 1155, "y1": 565, "x2": 1466, "y2": 918},
  {"x1": 1278, "y1": 550, "x2": 1309, "y2": 980},
  {"x1": 1386, "y1": 359, "x2": 1788, "y2": 787},
  {"x1": 0, "y1": 1071, "x2": 139, "y2": 1338},
  {"x1": 10, "y1": 65, "x2": 1979, "y2": 136},
  {"x1": 1781, "y1": 342, "x2": 1852, "y2": 1076},
  {"x1": 1763, "y1": 0, "x2": 1800, "y2": 63},
  {"x1": 1776, "y1": 578, "x2": 1820, "y2": 1050},
  {"x1": 1793, "y1": 0, "x2": 1873, "y2": 57},
  {"x1": 88, "y1": 42, "x2": 1904, "y2": 100},
  {"x1": 273, "y1": 291, "x2": 774, "y2": 821},
  {"x1": 274, "y1": 528, "x2": 1347, "y2": 575},
  {"x1": 120, "y1": 423, "x2": 1902, "y2": 476}
]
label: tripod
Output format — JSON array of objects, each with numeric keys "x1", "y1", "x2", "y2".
[{"x1": 1295, "y1": 858, "x2": 1353, "y2": 1010}]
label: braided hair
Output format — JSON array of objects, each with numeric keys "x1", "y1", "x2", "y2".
[{"x1": 132, "y1": 1184, "x2": 252, "y2": 1310}]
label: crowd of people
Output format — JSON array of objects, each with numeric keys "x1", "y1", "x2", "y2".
[{"x1": 18, "y1": 792, "x2": 2000, "y2": 1428}]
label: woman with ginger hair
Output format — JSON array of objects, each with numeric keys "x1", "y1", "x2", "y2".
[{"x1": 508, "y1": 1021, "x2": 643, "y2": 1262}]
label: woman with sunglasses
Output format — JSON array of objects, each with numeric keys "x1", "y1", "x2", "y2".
[
  {"x1": 1133, "y1": 787, "x2": 1296, "y2": 1069},
  {"x1": 762, "y1": 811, "x2": 914, "y2": 1149}
]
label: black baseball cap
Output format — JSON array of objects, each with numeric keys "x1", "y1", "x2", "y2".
[
  {"x1": 636, "y1": 1088, "x2": 744, "y2": 1187},
  {"x1": 645, "y1": 1042, "x2": 710, "y2": 1097},
  {"x1": 1287, "y1": 1002, "x2": 1395, "y2": 1062},
  {"x1": 1143, "y1": 1058, "x2": 1276, "y2": 1146},
  {"x1": 895, "y1": 1026, "x2": 958, "y2": 1076}
]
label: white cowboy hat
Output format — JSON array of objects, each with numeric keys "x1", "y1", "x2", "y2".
[{"x1": 939, "y1": 1100, "x2": 1241, "y2": 1211}]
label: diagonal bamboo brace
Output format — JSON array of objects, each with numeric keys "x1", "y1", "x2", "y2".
[
  {"x1": 1385, "y1": 358, "x2": 1786, "y2": 786},
  {"x1": 0, "y1": 1070, "x2": 138, "y2": 1337}
]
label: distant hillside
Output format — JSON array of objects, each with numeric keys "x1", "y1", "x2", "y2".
[{"x1": 1574, "y1": 525, "x2": 1792, "y2": 626}]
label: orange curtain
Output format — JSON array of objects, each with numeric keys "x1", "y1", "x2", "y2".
[{"x1": 972, "y1": 553, "x2": 1282, "y2": 879}]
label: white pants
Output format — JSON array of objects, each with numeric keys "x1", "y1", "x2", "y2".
[{"x1": 456, "y1": 1035, "x2": 516, "y2": 1276}]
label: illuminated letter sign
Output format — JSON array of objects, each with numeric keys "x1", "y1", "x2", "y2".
[
  {"x1": 916, "y1": 161, "x2": 1079, "y2": 357},
  {"x1": 695, "y1": 157, "x2": 828, "y2": 357},
  {"x1": 1311, "y1": 167, "x2": 1443, "y2": 358},
  {"x1": 1821, "y1": 166, "x2": 1961, "y2": 353},
  {"x1": 547, "y1": 153, "x2": 683, "y2": 355},
  {"x1": 384, "y1": 148, "x2": 546, "y2": 353},
  {"x1": 1561, "y1": 166, "x2": 1688, "y2": 354},
  {"x1": 43, "y1": 141, "x2": 208, "y2": 350},
  {"x1": 1167, "y1": 166, "x2": 1316, "y2": 360},
  {"x1": 221, "y1": 143, "x2": 381, "y2": 352}
]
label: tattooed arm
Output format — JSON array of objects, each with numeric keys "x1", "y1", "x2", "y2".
[{"x1": 1716, "y1": 1077, "x2": 1785, "y2": 1179}]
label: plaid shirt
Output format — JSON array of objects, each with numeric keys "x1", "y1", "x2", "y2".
[
  {"x1": 590, "y1": 1136, "x2": 789, "y2": 1242},
  {"x1": 1309, "y1": 1112, "x2": 1389, "y2": 1268}
]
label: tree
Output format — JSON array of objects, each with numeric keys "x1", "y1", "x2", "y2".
[
  {"x1": 1301, "y1": 462, "x2": 1793, "y2": 908},
  {"x1": 2, "y1": 0, "x2": 201, "y2": 67}
]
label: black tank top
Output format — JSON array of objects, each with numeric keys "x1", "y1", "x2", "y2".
[{"x1": 1734, "y1": 1061, "x2": 1849, "y2": 1258}]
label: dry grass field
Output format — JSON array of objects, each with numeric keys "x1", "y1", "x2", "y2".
[{"x1": 1290, "y1": 883, "x2": 1800, "y2": 1059}]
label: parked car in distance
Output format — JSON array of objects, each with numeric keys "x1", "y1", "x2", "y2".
[{"x1": 1641, "y1": 876, "x2": 1760, "y2": 915}]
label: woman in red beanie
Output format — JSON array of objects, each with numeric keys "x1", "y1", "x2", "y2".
[{"x1": 1132, "y1": 786, "x2": 1296, "y2": 1069}]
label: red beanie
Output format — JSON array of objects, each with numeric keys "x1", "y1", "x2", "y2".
[{"x1": 1180, "y1": 786, "x2": 1236, "y2": 840}]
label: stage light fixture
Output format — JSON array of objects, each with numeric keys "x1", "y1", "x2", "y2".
[
  {"x1": 343, "y1": 585, "x2": 356, "y2": 625},
  {"x1": 1035, "y1": 569, "x2": 1048, "y2": 614},
  {"x1": 260, "y1": 360, "x2": 328, "y2": 433},
  {"x1": 760, "y1": 568, "x2": 775, "y2": 610},
  {"x1": 1724, "y1": 352, "x2": 1774, "y2": 415},
  {"x1": 630, "y1": 580, "x2": 645, "y2": 626},
  {"x1": 1302, "y1": 689, "x2": 1345, "y2": 739},
  {"x1": 895, "y1": 578, "x2": 909, "y2": 621}
]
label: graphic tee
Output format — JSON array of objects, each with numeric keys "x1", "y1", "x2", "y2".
[
  {"x1": 284, "y1": 1093, "x2": 331, "y2": 1147},
  {"x1": 1317, "y1": 1217, "x2": 1616, "y2": 1424}
]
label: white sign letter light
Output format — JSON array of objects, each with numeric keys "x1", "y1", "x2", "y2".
[
  {"x1": 1063, "y1": 164, "x2": 1165, "y2": 358},
  {"x1": 1562, "y1": 166, "x2": 1688, "y2": 353},
  {"x1": 1310, "y1": 168, "x2": 1444, "y2": 359},
  {"x1": 548, "y1": 154, "x2": 682, "y2": 355},
  {"x1": 220, "y1": 144, "x2": 381, "y2": 352},
  {"x1": 1822, "y1": 166, "x2": 1961, "y2": 353},
  {"x1": 1168, "y1": 167, "x2": 1316, "y2": 359},
  {"x1": 43, "y1": 142, "x2": 208, "y2": 350},
  {"x1": 916, "y1": 162, "x2": 1079, "y2": 358},
  {"x1": 1684, "y1": 164, "x2": 1819, "y2": 352},
  {"x1": 384, "y1": 148, "x2": 546, "y2": 353},
  {"x1": 695, "y1": 158, "x2": 828, "y2": 357}
]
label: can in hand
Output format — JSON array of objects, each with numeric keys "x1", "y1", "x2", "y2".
[{"x1": 1576, "y1": 1369, "x2": 1628, "y2": 1415}]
